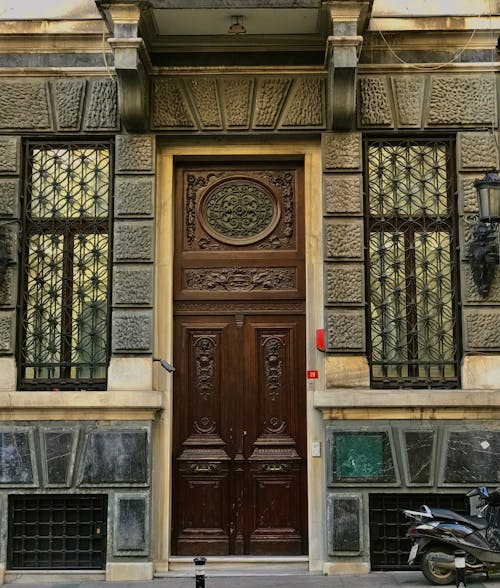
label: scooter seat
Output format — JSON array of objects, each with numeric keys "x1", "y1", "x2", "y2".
[{"x1": 428, "y1": 508, "x2": 489, "y2": 530}]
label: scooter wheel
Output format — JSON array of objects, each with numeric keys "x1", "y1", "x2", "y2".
[{"x1": 421, "y1": 546, "x2": 455, "y2": 585}]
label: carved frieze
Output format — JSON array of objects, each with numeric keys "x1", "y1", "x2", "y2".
[
  {"x1": 427, "y1": 75, "x2": 496, "y2": 126},
  {"x1": 184, "y1": 267, "x2": 296, "y2": 292},
  {"x1": 152, "y1": 78, "x2": 195, "y2": 129},
  {"x1": 185, "y1": 79, "x2": 222, "y2": 129},
  {"x1": 281, "y1": 78, "x2": 325, "y2": 128},
  {"x1": 221, "y1": 78, "x2": 253, "y2": 128},
  {"x1": 358, "y1": 77, "x2": 393, "y2": 127},
  {"x1": 0, "y1": 80, "x2": 50, "y2": 130},
  {"x1": 392, "y1": 75, "x2": 425, "y2": 127},
  {"x1": 53, "y1": 79, "x2": 86, "y2": 130},
  {"x1": 254, "y1": 78, "x2": 291, "y2": 128}
]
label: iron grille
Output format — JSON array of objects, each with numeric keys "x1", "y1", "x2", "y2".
[
  {"x1": 19, "y1": 142, "x2": 112, "y2": 390},
  {"x1": 8, "y1": 494, "x2": 107, "y2": 569},
  {"x1": 366, "y1": 139, "x2": 460, "y2": 388},
  {"x1": 369, "y1": 492, "x2": 467, "y2": 571}
]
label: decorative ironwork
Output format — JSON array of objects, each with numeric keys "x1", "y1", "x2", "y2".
[
  {"x1": 184, "y1": 267, "x2": 296, "y2": 291},
  {"x1": 8, "y1": 494, "x2": 107, "y2": 570},
  {"x1": 19, "y1": 143, "x2": 111, "y2": 390},
  {"x1": 199, "y1": 178, "x2": 280, "y2": 245},
  {"x1": 468, "y1": 222, "x2": 499, "y2": 297},
  {"x1": 366, "y1": 139, "x2": 459, "y2": 388}
]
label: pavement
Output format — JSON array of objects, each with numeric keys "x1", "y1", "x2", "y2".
[{"x1": 5, "y1": 571, "x2": 500, "y2": 588}]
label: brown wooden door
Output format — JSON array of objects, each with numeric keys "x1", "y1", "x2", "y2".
[{"x1": 172, "y1": 161, "x2": 307, "y2": 556}]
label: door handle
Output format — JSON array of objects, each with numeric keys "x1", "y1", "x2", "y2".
[
  {"x1": 191, "y1": 463, "x2": 218, "y2": 474},
  {"x1": 261, "y1": 463, "x2": 290, "y2": 473}
]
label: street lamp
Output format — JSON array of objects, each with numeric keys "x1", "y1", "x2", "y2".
[
  {"x1": 474, "y1": 169, "x2": 500, "y2": 223},
  {"x1": 469, "y1": 170, "x2": 500, "y2": 296}
]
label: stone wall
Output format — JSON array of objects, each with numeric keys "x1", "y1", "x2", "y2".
[{"x1": 0, "y1": 421, "x2": 152, "y2": 562}]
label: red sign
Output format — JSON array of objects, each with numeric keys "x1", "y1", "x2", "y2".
[
  {"x1": 316, "y1": 329, "x2": 325, "y2": 352},
  {"x1": 307, "y1": 370, "x2": 319, "y2": 379}
]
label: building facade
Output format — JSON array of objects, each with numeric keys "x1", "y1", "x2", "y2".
[{"x1": 0, "y1": 0, "x2": 499, "y2": 582}]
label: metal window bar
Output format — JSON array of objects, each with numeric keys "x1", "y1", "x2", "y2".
[
  {"x1": 7, "y1": 494, "x2": 107, "y2": 570},
  {"x1": 18, "y1": 142, "x2": 112, "y2": 390},
  {"x1": 365, "y1": 139, "x2": 460, "y2": 389},
  {"x1": 369, "y1": 493, "x2": 467, "y2": 571}
]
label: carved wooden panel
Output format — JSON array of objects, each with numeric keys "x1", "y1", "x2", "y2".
[
  {"x1": 172, "y1": 160, "x2": 306, "y2": 556},
  {"x1": 172, "y1": 315, "x2": 306, "y2": 556},
  {"x1": 174, "y1": 162, "x2": 304, "y2": 301}
]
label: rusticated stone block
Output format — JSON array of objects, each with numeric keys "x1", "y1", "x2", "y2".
[
  {"x1": 114, "y1": 222, "x2": 154, "y2": 262},
  {"x1": 4, "y1": 225, "x2": 18, "y2": 263},
  {"x1": 458, "y1": 132, "x2": 498, "y2": 171},
  {"x1": 116, "y1": 136, "x2": 155, "y2": 173},
  {"x1": 84, "y1": 79, "x2": 118, "y2": 130},
  {"x1": 459, "y1": 175, "x2": 479, "y2": 215},
  {"x1": 465, "y1": 310, "x2": 500, "y2": 349},
  {"x1": 462, "y1": 264, "x2": 500, "y2": 303},
  {"x1": 221, "y1": 78, "x2": 253, "y2": 128},
  {"x1": 52, "y1": 79, "x2": 85, "y2": 130},
  {"x1": 324, "y1": 219, "x2": 363, "y2": 260},
  {"x1": 392, "y1": 75, "x2": 425, "y2": 127},
  {"x1": 0, "y1": 80, "x2": 50, "y2": 130},
  {"x1": 0, "y1": 311, "x2": 15, "y2": 353},
  {"x1": 0, "y1": 269, "x2": 17, "y2": 308},
  {"x1": 0, "y1": 137, "x2": 20, "y2": 174},
  {"x1": 323, "y1": 174, "x2": 362, "y2": 215},
  {"x1": 359, "y1": 77, "x2": 393, "y2": 127},
  {"x1": 0, "y1": 179, "x2": 19, "y2": 216},
  {"x1": 323, "y1": 133, "x2": 362, "y2": 171},
  {"x1": 326, "y1": 265, "x2": 364, "y2": 304},
  {"x1": 253, "y1": 78, "x2": 291, "y2": 128},
  {"x1": 427, "y1": 75, "x2": 496, "y2": 126},
  {"x1": 112, "y1": 310, "x2": 153, "y2": 353},
  {"x1": 185, "y1": 78, "x2": 222, "y2": 128},
  {"x1": 152, "y1": 78, "x2": 195, "y2": 128},
  {"x1": 281, "y1": 78, "x2": 324, "y2": 128},
  {"x1": 115, "y1": 176, "x2": 154, "y2": 217},
  {"x1": 461, "y1": 214, "x2": 479, "y2": 259},
  {"x1": 113, "y1": 266, "x2": 154, "y2": 306},
  {"x1": 326, "y1": 310, "x2": 365, "y2": 351}
]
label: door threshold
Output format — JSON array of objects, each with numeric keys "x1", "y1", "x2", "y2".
[{"x1": 158, "y1": 556, "x2": 310, "y2": 577}]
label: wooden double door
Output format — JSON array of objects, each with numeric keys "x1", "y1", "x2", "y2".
[{"x1": 172, "y1": 160, "x2": 307, "y2": 556}]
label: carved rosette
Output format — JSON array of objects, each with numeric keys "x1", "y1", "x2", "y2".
[{"x1": 184, "y1": 171, "x2": 295, "y2": 250}]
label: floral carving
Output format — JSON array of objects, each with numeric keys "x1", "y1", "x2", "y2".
[
  {"x1": 184, "y1": 267, "x2": 295, "y2": 291},
  {"x1": 263, "y1": 336, "x2": 284, "y2": 401},
  {"x1": 194, "y1": 336, "x2": 216, "y2": 399}
]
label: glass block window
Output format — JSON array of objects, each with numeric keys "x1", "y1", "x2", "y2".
[
  {"x1": 19, "y1": 143, "x2": 112, "y2": 390},
  {"x1": 366, "y1": 139, "x2": 460, "y2": 388}
]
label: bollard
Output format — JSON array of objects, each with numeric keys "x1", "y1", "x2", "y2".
[
  {"x1": 194, "y1": 556, "x2": 207, "y2": 588},
  {"x1": 454, "y1": 550, "x2": 466, "y2": 588}
]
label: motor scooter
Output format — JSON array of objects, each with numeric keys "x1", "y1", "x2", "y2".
[{"x1": 403, "y1": 487, "x2": 500, "y2": 585}]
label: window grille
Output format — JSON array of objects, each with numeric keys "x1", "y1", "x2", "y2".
[
  {"x1": 8, "y1": 494, "x2": 107, "y2": 569},
  {"x1": 19, "y1": 142, "x2": 112, "y2": 390},
  {"x1": 366, "y1": 139, "x2": 460, "y2": 388}
]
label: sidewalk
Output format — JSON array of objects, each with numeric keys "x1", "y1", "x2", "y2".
[{"x1": 5, "y1": 571, "x2": 500, "y2": 588}]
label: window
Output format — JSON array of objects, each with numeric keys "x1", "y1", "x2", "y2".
[
  {"x1": 366, "y1": 139, "x2": 459, "y2": 388},
  {"x1": 19, "y1": 142, "x2": 111, "y2": 390}
]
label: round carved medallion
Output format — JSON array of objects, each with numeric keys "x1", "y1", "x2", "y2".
[{"x1": 198, "y1": 178, "x2": 280, "y2": 245}]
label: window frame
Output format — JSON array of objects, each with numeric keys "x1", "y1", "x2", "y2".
[
  {"x1": 17, "y1": 140, "x2": 113, "y2": 391},
  {"x1": 364, "y1": 136, "x2": 462, "y2": 389}
]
